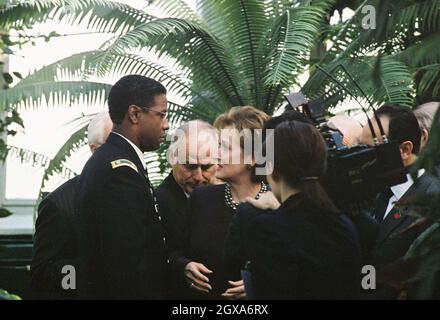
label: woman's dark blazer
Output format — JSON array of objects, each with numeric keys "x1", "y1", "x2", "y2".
[{"x1": 247, "y1": 193, "x2": 361, "y2": 299}]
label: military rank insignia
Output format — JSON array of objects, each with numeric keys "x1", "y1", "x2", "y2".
[{"x1": 111, "y1": 159, "x2": 138, "y2": 172}]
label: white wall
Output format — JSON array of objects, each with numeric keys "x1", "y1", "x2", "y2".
[{"x1": 0, "y1": 199, "x2": 35, "y2": 235}]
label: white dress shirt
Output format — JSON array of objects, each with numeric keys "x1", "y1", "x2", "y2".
[
  {"x1": 111, "y1": 131, "x2": 146, "y2": 170},
  {"x1": 384, "y1": 168, "x2": 425, "y2": 219}
]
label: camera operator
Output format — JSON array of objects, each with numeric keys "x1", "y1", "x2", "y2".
[
  {"x1": 360, "y1": 104, "x2": 440, "y2": 298},
  {"x1": 245, "y1": 120, "x2": 361, "y2": 299}
]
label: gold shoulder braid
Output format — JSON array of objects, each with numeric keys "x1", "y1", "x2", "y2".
[{"x1": 110, "y1": 159, "x2": 139, "y2": 172}]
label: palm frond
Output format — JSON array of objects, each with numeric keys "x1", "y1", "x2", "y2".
[
  {"x1": 263, "y1": 6, "x2": 325, "y2": 87},
  {"x1": 17, "y1": 51, "x2": 102, "y2": 85},
  {"x1": 415, "y1": 64, "x2": 440, "y2": 99},
  {"x1": 145, "y1": 151, "x2": 168, "y2": 187},
  {"x1": 97, "y1": 17, "x2": 244, "y2": 107},
  {"x1": 393, "y1": 0, "x2": 440, "y2": 35},
  {"x1": 151, "y1": 0, "x2": 199, "y2": 21},
  {"x1": 395, "y1": 32, "x2": 440, "y2": 69},
  {"x1": 319, "y1": 0, "x2": 369, "y2": 62},
  {"x1": 36, "y1": 120, "x2": 88, "y2": 201},
  {"x1": 0, "y1": 0, "x2": 154, "y2": 34},
  {"x1": 106, "y1": 52, "x2": 225, "y2": 114},
  {"x1": 0, "y1": 81, "x2": 111, "y2": 111},
  {"x1": 203, "y1": 0, "x2": 269, "y2": 107},
  {"x1": 18, "y1": 51, "x2": 189, "y2": 97},
  {"x1": 369, "y1": 56, "x2": 415, "y2": 106},
  {"x1": 7, "y1": 145, "x2": 77, "y2": 178},
  {"x1": 303, "y1": 56, "x2": 415, "y2": 109}
]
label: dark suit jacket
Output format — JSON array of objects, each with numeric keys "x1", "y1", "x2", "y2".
[
  {"x1": 374, "y1": 172, "x2": 440, "y2": 271},
  {"x1": 247, "y1": 193, "x2": 361, "y2": 299},
  {"x1": 155, "y1": 172, "x2": 188, "y2": 298},
  {"x1": 76, "y1": 132, "x2": 168, "y2": 299},
  {"x1": 174, "y1": 184, "x2": 236, "y2": 299},
  {"x1": 156, "y1": 171, "x2": 187, "y2": 256},
  {"x1": 31, "y1": 176, "x2": 80, "y2": 299}
]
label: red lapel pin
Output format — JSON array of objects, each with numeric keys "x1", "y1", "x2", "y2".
[{"x1": 393, "y1": 213, "x2": 402, "y2": 219}]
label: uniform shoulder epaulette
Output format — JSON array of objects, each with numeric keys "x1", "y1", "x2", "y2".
[{"x1": 110, "y1": 159, "x2": 138, "y2": 173}]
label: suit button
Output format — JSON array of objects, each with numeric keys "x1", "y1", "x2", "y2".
[
  {"x1": 158, "y1": 216, "x2": 162, "y2": 221},
  {"x1": 163, "y1": 237, "x2": 166, "y2": 243},
  {"x1": 167, "y1": 259, "x2": 170, "y2": 264}
]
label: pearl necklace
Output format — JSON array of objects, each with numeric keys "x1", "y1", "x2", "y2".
[{"x1": 224, "y1": 181, "x2": 269, "y2": 211}]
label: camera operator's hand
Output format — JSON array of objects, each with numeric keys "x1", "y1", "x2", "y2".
[
  {"x1": 245, "y1": 191, "x2": 280, "y2": 210},
  {"x1": 184, "y1": 261, "x2": 213, "y2": 293}
]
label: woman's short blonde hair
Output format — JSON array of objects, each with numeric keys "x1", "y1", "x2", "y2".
[
  {"x1": 214, "y1": 106, "x2": 269, "y2": 183},
  {"x1": 213, "y1": 106, "x2": 270, "y2": 131}
]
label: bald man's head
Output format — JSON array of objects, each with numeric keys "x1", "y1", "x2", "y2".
[
  {"x1": 414, "y1": 101, "x2": 440, "y2": 150},
  {"x1": 87, "y1": 112, "x2": 113, "y2": 153},
  {"x1": 327, "y1": 115, "x2": 363, "y2": 147},
  {"x1": 167, "y1": 120, "x2": 219, "y2": 193}
]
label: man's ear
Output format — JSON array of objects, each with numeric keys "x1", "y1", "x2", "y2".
[
  {"x1": 399, "y1": 140, "x2": 414, "y2": 161},
  {"x1": 421, "y1": 128, "x2": 429, "y2": 145},
  {"x1": 89, "y1": 144, "x2": 97, "y2": 154},
  {"x1": 127, "y1": 105, "x2": 141, "y2": 124}
]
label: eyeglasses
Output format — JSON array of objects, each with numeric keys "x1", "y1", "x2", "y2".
[
  {"x1": 183, "y1": 163, "x2": 215, "y2": 171},
  {"x1": 137, "y1": 105, "x2": 167, "y2": 120}
]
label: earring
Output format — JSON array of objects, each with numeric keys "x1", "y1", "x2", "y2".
[{"x1": 246, "y1": 164, "x2": 252, "y2": 170}]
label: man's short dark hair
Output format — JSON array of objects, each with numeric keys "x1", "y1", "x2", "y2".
[
  {"x1": 263, "y1": 110, "x2": 312, "y2": 142},
  {"x1": 376, "y1": 104, "x2": 421, "y2": 155},
  {"x1": 108, "y1": 75, "x2": 167, "y2": 124},
  {"x1": 264, "y1": 110, "x2": 312, "y2": 130}
]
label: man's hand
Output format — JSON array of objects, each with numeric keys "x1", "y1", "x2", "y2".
[
  {"x1": 245, "y1": 191, "x2": 280, "y2": 210},
  {"x1": 184, "y1": 261, "x2": 213, "y2": 293},
  {"x1": 221, "y1": 280, "x2": 246, "y2": 300}
]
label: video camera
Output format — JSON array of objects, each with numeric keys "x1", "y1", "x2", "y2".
[{"x1": 284, "y1": 91, "x2": 407, "y2": 208}]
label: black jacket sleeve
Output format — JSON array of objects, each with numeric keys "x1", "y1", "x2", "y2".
[{"x1": 31, "y1": 197, "x2": 77, "y2": 299}]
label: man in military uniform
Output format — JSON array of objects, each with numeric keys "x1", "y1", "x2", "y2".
[{"x1": 76, "y1": 75, "x2": 170, "y2": 299}]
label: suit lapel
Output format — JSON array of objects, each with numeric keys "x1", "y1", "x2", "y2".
[
  {"x1": 165, "y1": 172, "x2": 188, "y2": 203},
  {"x1": 377, "y1": 172, "x2": 432, "y2": 246},
  {"x1": 377, "y1": 208, "x2": 409, "y2": 245}
]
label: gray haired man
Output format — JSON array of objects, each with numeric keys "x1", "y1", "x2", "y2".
[{"x1": 156, "y1": 120, "x2": 220, "y2": 298}]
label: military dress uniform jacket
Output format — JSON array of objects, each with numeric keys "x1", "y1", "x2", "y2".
[{"x1": 76, "y1": 132, "x2": 168, "y2": 299}]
